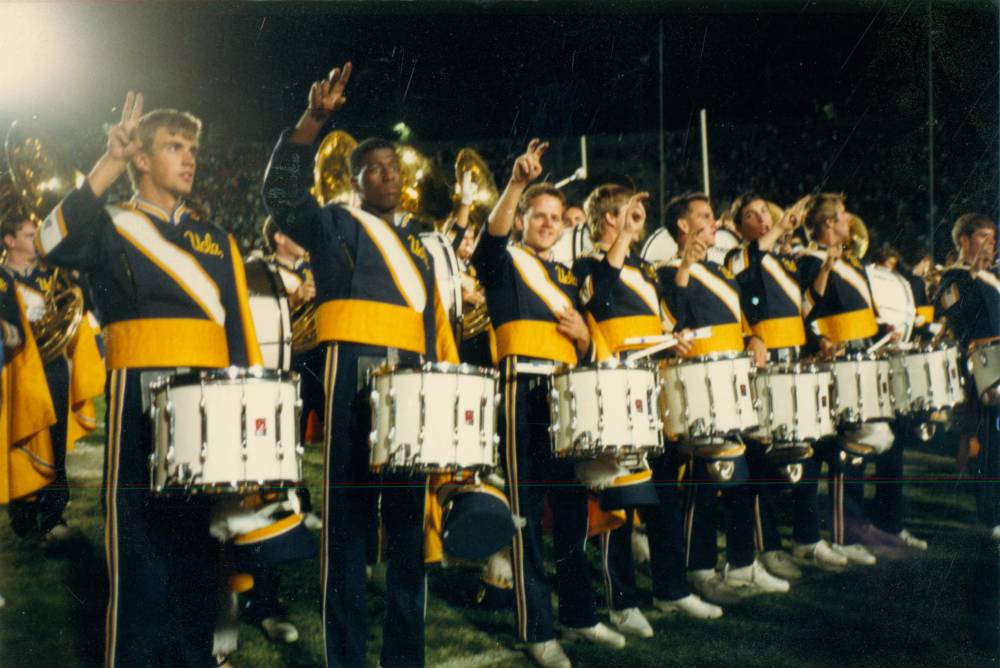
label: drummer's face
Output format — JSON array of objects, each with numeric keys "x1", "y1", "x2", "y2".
[
  {"x1": 832, "y1": 202, "x2": 850, "y2": 243},
  {"x1": 521, "y1": 194, "x2": 565, "y2": 255},
  {"x1": 739, "y1": 199, "x2": 772, "y2": 241},
  {"x1": 962, "y1": 226, "x2": 997, "y2": 266},
  {"x1": 684, "y1": 199, "x2": 716, "y2": 247}
]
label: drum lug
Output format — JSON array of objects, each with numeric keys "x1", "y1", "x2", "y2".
[
  {"x1": 706, "y1": 459, "x2": 735, "y2": 482},
  {"x1": 199, "y1": 395, "x2": 209, "y2": 464},
  {"x1": 780, "y1": 463, "x2": 804, "y2": 484}
]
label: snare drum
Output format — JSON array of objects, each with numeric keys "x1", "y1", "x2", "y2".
[
  {"x1": 753, "y1": 364, "x2": 835, "y2": 445},
  {"x1": 969, "y1": 340, "x2": 1000, "y2": 405},
  {"x1": 889, "y1": 344, "x2": 965, "y2": 415},
  {"x1": 824, "y1": 354, "x2": 894, "y2": 425},
  {"x1": 368, "y1": 363, "x2": 499, "y2": 473},
  {"x1": 658, "y1": 353, "x2": 758, "y2": 443},
  {"x1": 244, "y1": 257, "x2": 292, "y2": 371},
  {"x1": 149, "y1": 368, "x2": 302, "y2": 495},
  {"x1": 549, "y1": 361, "x2": 663, "y2": 459},
  {"x1": 419, "y1": 231, "x2": 464, "y2": 333}
]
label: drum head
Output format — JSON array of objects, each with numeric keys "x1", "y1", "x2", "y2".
[
  {"x1": 640, "y1": 227, "x2": 677, "y2": 264},
  {"x1": 419, "y1": 231, "x2": 463, "y2": 323}
]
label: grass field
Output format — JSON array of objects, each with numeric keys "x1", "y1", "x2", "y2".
[{"x1": 2, "y1": 396, "x2": 998, "y2": 667}]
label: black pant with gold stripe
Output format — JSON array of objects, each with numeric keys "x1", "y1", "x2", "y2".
[
  {"x1": 321, "y1": 343, "x2": 426, "y2": 668},
  {"x1": 103, "y1": 369, "x2": 221, "y2": 668},
  {"x1": 500, "y1": 357, "x2": 598, "y2": 643},
  {"x1": 8, "y1": 356, "x2": 70, "y2": 537},
  {"x1": 684, "y1": 456, "x2": 757, "y2": 571}
]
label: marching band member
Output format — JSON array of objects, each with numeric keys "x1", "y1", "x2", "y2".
[
  {"x1": 0, "y1": 260, "x2": 58, "y2": 612},
  {"x1": 724, "y1": 193, "x2": 848, "y2": 574},
  {"x1": 472, "y1": 140, "x2": 623, "y2": 668},
  {"x1": 263, "y1": 218, "x2": 324, "y2": 439},
  {"x1": 798, "y1": 193, "x2": 888, "y2": 565},
  {"x1": 574, "y1": 183, "x2": 722, "y2": 635},
  {"x1": 1, "y1": 218, "x2": 75, "y2": 543},
  {"x1": 862, "y1": 245, "x2": 932, "y2": 551},
  {"x1": 262, "y1": 62, "x2": 459, "y2": 667},
  {"x1": 37, "y1": 92, "x2": 262, "y2": 667},
  {"x1": 935, "y1": 213, "x2": 999, "y2": 530},
  {"x1": 656, "y1": 192, "x2": 790, "y2": 603}
]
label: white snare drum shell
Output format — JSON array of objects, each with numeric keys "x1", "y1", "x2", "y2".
[
  {"x1": 753, "y1": 368, "x2": 834, "y2": 444},
  {"x1": 151, "y1": 373, "x2": 302, "y2": 494},
  {"x1": 369, "y1": 365, "x2": 498, "y2": 473},
  {"x1": 658, "y1": 355, "x2": 758, "y2": 442},
  {"x1": 550, "y1": 364, "x2": 662, "y2": 458}
]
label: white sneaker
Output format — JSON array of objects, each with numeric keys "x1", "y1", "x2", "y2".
[
  {"x1": 760, "y1": 550, "x2": 802, "y2": 580},
  {"x1": 525, "y1": 640, "x2": 571, "y2": 668},
  {"x1": 609, "y1": 607, "x2": 653, "y2": 638},
  {"x1": 688, "y1": 569, "x2": 743, "y2": 606},
  {"x1": 829, "y1": 542, "x2": 877, "y2": 566},
  {"x1": 723, "y1": 560, "x2": 791, "y2": 595},
  {"x1": 898, "y1": 529, "x2": 928, "y2": 551},
  {"x1": 260, "y1": 616, "x2": 299, "y2": 644},
  {"x1": 562, "y1": 622, "x2": 626, "y2": 649},
  {"x1": 792, "y1": 540, "x2": 849, "y2": 569},
  {"x1": 653, "y1": 594, "x2": 723, "y2": 619}
]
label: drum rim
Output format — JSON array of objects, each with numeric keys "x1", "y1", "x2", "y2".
[
  {"x1": 155, "y1": 366, "x2": 301, "y2": 390},
  {"x1": 369, "y1": 360, "x2": 500, "y2": 380},
  {"x1": 658, "y1": 350, "x2": 752, "y2": 366},
  {"x1": 757, "y1": 363, "x2": 829, "y2": 376},
  {"x1": 553, "y1": 358, "x2": 657, "y2": 376}
]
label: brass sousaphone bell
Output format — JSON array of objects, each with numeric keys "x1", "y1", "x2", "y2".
[
  {"x1": 452, "y1": 148, "x2": 498, "y2": 341},
  {"x1": 3, "y1": 121, "x2": 85, "y2": 364}
]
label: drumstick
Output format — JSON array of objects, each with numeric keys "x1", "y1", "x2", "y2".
[
  {"x1": 866, "y1": 332, "x2": 894, "y2": 355},
  {"x1": 623, "y1": 327, "x2": 711, "y2": 346},
  {"x1": 627, "y1": 338, "x2": 679, "y2": 361}
]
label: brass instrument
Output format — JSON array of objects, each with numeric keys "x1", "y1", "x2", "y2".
[
  {"x1": 847, "y1": 212, "x2": 869, "y2": 259},
  {"x1": 398, "y1": 145, "x2": 451, "y2": 229},
  {"x1": 451, "y1": 148, "x2": 498, "y2": 341},
  {"x1": 289, "y1": 292, "x2": 318, "y2": 353},
  {"x1": 313, "y1": 130, "x2": 358, "y2": 206},
  {"x1": 460, "y1": 273, "x2": 490, "y2": 340},
  {"x1": 2, "y1": 121, "x2": 85, "y2": 364}
]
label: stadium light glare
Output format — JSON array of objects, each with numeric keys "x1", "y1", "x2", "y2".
[{"x1": 0, "y1": 4, "x2": 73, "y2": 101}]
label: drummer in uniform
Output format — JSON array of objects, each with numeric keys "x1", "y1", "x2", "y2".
[
  {"x1": 724, "y1": 192, "x2": 849, "y2": 576},
  {"x1": 262, "y1": 63, "x2": 460, "y2": 667},
  {"x1": 797, "y1": 193, "x2": 891, "y2": 565},
  {"x1": 654, "y1": 192, "x2": 789, "y2": 604},
  {"x1": 862, "y1": 244, "x2": 933, "y2": 551},
  {"x1": 36, "y1": 92, "x2": 263, "y2": 667},
  {"x1": 262, "y1": 217, "x2": 323, "y2": 439},
  {"x1": 472, "y1": 140, "x2": 625, "y2": 668},
  {"x1": 935, "y1": 213, "x2": 999, "y2": 530},
  {"x1": 573, "y1": 183, "x2": 723, "y2": 635}
]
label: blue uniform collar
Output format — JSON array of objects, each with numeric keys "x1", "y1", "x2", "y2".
[{"x1": 130, "y1": 194, "x2": 193, "y2": 226}]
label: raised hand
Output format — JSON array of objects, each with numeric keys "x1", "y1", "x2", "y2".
[
  {"x1": 680, "y1": 235, "x2": 708, "y2": 268},
  {"x1": 511, "y1": 138, "x2": 549, "y2": 185},
  {"x1": 308, "y1": 62, "x2": 353, "y2": 117},
  {"x1": 617, "y1": 192, "x2": 649, "y2": 240},
  {"x1": 107, "y1": 91, "x2": 144, "y2": 162}
]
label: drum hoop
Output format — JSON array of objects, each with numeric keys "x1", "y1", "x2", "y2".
[
  {"x1": 369, "y1": 361, "x2": 499, "y2": 380},
  {"x1": 161, "y1": 367, "x2": 300, "y2": 389},
  {"x1": 659, "y1": 351, "x2": 751, "y2": 367},
  {"x1": 554, "y1": 359, "x2": 656, "y2": 377},
  {"x1": 760, "y1": 363, "x2": 825, "y2": 376}
]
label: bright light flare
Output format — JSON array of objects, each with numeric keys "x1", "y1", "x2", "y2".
[{"x1": 0, "y1": 4, "x2": 75, "y2": 101}]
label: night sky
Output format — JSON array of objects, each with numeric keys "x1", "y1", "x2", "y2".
[{"x1": 1, "y1": 1, "x2": 997, "y2": 255}]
